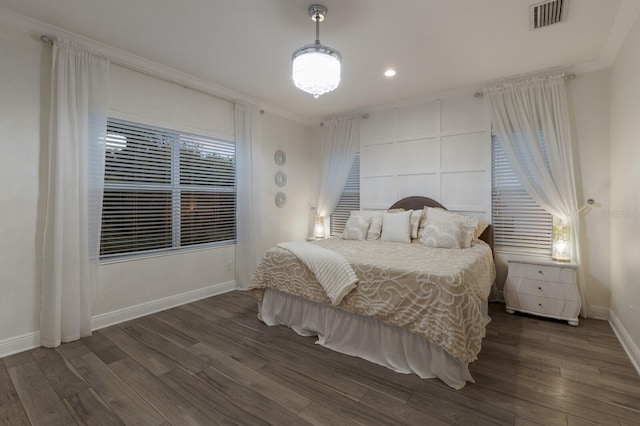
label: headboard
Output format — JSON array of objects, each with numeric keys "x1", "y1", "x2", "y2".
[{"x1": 389, "y1": 196, "x2": 495, "y2": 255}]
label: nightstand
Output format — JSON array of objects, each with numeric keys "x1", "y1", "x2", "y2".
[{"x1": 504, "y1": 259, "x2": 581, "y2": 326}]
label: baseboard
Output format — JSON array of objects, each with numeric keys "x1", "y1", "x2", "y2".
[
  {"x1": 588, "y1": 304, "x2": 610, "y2": 320},
  {"x1": 609, "y1": 309, "x2": 640, "y2": 376},
  {"x1": 0, "y1": 280, "x2": 236, "y2": 358},
  {"x1": 0, "y1": 331, "x2": 41, "y2": 359},
  {"x1": 91, "y1": 280, "x2": 236, "y2": 331}
]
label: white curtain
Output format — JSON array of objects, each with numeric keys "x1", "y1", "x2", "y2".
[
  {"x1": 41, "y1": 38, "x2": 109, "y2": 346},
  {"x1": 483, "y1": 76, "x2": 587, "y2": 316},
  {"x1": 235, "y1": 102, "x2": 262, "y2": 290},
  {"x1": 316, "y1": 115, "x2": 362, "y2": 219}
]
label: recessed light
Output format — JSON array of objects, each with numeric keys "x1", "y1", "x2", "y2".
[{"x1": 384, "y1": 68, "x2": 396, "y2": 77}]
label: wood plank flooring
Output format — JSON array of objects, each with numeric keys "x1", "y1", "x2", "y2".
[{"x1": 1, "y1": 291, "x2": 639, "y2": 425}]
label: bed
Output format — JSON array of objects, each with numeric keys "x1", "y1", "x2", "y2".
[{"x1": 249, "y1": 196, "x2": 496, "y2": 389}]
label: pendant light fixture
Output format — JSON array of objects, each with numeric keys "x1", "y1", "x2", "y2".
[{"x1": 292, "y1": 4, "x2": 342, "y2": 98}]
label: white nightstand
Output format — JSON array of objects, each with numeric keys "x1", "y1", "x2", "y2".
[{"x1": 504, "y1": 259, "x2": 581, "y2": 326}]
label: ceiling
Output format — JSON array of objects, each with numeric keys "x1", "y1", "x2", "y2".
[{"x1": 0, "y1": 0, "x2": 629, "y2": 121}]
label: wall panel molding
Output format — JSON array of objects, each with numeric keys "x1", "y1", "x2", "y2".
[{"x1": 360, "y1": 95, "x2": 490, "y2": 217}]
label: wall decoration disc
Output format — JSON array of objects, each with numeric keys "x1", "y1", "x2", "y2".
[
  {"x1": 275, "y1": 192, "x2": 287, "y2": 208},
  {"x1": 274, "y1": 150, "x2": 286, "y2": 166},
  {"x1": 275, "y1": 171, "x2": 287, "y2": 187}
]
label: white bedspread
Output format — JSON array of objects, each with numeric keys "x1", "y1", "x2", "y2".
[{"x1": 277, "y1": 241, "x2": 358, "y2": 305}]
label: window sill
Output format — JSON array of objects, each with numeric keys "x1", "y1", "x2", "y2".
[{"x1": 99, "y1": 241, "x2": 235, "y2": 265}]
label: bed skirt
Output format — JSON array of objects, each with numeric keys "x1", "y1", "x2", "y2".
[{"x1": 258, "y1": 289, "x2": 490, "y2": 389}]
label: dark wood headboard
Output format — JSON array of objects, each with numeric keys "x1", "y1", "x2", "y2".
[{"x1": 389, "y1": 196, "x2": 494, "y2": 255}]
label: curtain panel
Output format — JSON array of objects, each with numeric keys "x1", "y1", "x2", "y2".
[
  {"x1": 316, "y1": 115, "x2": 362, "y2": 228},
  {"x1": 235, "y1": 102, "x2": 262, "y2": 290},
  {"x1": 41, "y1": 39, "x2": 109, "y2": 346},
  {"x1": 483, "y1": 76, "x2": 587, "y2": 317}
]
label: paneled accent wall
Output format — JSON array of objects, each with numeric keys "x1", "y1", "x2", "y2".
[{"x1": 360, "y1": 95, "x2": 491, "y2": 220}]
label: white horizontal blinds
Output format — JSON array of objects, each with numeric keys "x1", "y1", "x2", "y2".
[
  {"x1": 331, "y1": 153, "x2": 360, "y2": 236},
  {"x1": 178, "y1": 132, "x2": 235, "y2": 246},
  {"x1": 101, "y1": 118, "x2": 236, "y2": 257},
  {"x1": 492, "y1": 135, "x2": 552, "y2": 256}
]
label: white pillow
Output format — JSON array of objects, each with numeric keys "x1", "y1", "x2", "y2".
[
  {"x1": 351, "y1": 210, "x2": 383, "y2": 240},
  {"x1": 419, "y1": 208, "x2": 478, "y2": 249},
  {"x1": 342, "y1": 215, "x2": 371, "y2": 240},
  {"x1": 381, "y1": 210, "x2": 412, "y2": 243}
]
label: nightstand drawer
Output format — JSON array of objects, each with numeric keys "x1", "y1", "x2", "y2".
[
  {"x1": 516, "y1": 294, "x2": 579, "y2": 318},
  {"x1": 515, "y1": 279, "x2": 580, "y2": 302},
  {"x1": 509, "y1": 262, "x2": 575, "y2": 284}
]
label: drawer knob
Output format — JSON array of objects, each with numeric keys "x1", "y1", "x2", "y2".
[
  {"x1": 538, "y1": 270, "x2": 543, "y2": 274},
  {"x1": 538, "y1": 303, "x2": 543, "y2": 307},
  {"x1": 538, "y1": 286, "x2": 543, "y2": 291}
]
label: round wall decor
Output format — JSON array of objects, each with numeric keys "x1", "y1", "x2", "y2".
[
  {"x1": 275, "y1": 192, "x2": 287, "y2": 208},
  {"x1": 275, "y1": 171, "x2": 287, "y2": 187},
  {"x1": 274, "y1": 150, "x2": 287, "y2": 166}
]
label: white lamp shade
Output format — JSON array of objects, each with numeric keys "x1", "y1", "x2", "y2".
[
  {"x1": 292, "y1": 49, "x2": 341, "y2": 98},
  {"x1": 314, "y1": 215, "x2": 326, "y2": 238},
  {"x1": 552, "y1": 224, "x2": 571, "y2": 262}
]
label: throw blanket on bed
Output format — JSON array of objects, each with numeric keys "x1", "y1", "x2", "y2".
[
  {"x1": 276, "y1": 241, "x2": 358, "y2": 305},
  {"x1": 250, "y1": 238, "x2": 496, "y2": 364}
]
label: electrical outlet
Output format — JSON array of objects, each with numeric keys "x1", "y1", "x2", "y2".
[{"x1": 226, "y1": 261, "x2": 233, "y2": 272}]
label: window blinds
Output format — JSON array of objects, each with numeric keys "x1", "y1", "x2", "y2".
[
  {"x1": 101, "y1": 118, "x2": 236, "y2": 258},
  {"x1": 491, "y1": 136, "x2": 552, "y2": 256},
  {"x1": 331, "y1": 153, "x2": 360, "y2": 236}
]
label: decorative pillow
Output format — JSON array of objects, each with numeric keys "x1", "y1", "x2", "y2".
[
  {"x1": 474, "y1": 220, "x2": 490, "y2": 240},
  {"x1": 381, "y1": 210, "x2": 412, "y2": 243},
  {"x1": 410, "y1": 209, "x2": 425, "y2": 239},
  {"x1": 416, "y1": 206, "x2": 436, "y2": 235},
  {"x1": 419, "y1": 208, "x2": 478, "y2": 249},
  {"x1": 368, "y1": 215, "x2": 383, "y2": 240},
  {"x1": 351, "y1": 210, "x2": 383, "y2": 240},
  {"x1": 342, "y1": 215, "x2": 371, "y2": 240}
]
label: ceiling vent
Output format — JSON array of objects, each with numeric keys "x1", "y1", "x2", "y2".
[{"x1": 530, "y1": 0, "x2": 569, "y2": 30}]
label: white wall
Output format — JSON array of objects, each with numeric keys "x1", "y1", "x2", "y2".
[
  {"x1": 0, "y1": 24, "x2": 48, "y2": 352},
  {"x1": 260, "y1": 112, "x2": 321, "y2": 253},
  {"x1": 609, "y1": 13, "x2": 640, "y2": 363},
  {"x1": 566, "y1": 70, "x2": 611, "y2": 315}
]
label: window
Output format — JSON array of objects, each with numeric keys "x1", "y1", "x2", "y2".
[
  {"x1": 101, "y1": 118, "x2": 235, "y2": 258},
  {"x1": 491, "y1": 135, "x2": 552, "y2": 256},
  {"x1": 330, "y1": 153, "x2": 360, "y2": 236}
]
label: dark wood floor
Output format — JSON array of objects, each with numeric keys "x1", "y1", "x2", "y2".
[{"x1": 1, "y1": 292, "x2": 639, "y2": 425}]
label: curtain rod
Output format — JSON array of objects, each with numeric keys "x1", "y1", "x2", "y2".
[
  {"x1": 473, "y1": 73, "x2": 576, "y2": 98},
  {"x1": 40, "y1": 35, "x2": 238, "y2": 105}
]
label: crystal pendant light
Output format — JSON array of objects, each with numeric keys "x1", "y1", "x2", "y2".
[{"x1": 292, "y1": 4, "x2": 342, "y2": 98}]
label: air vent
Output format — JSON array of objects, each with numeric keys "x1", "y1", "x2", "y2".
[{"x1": 530, "y1": 0, "x2": 569, "y2": 30}]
